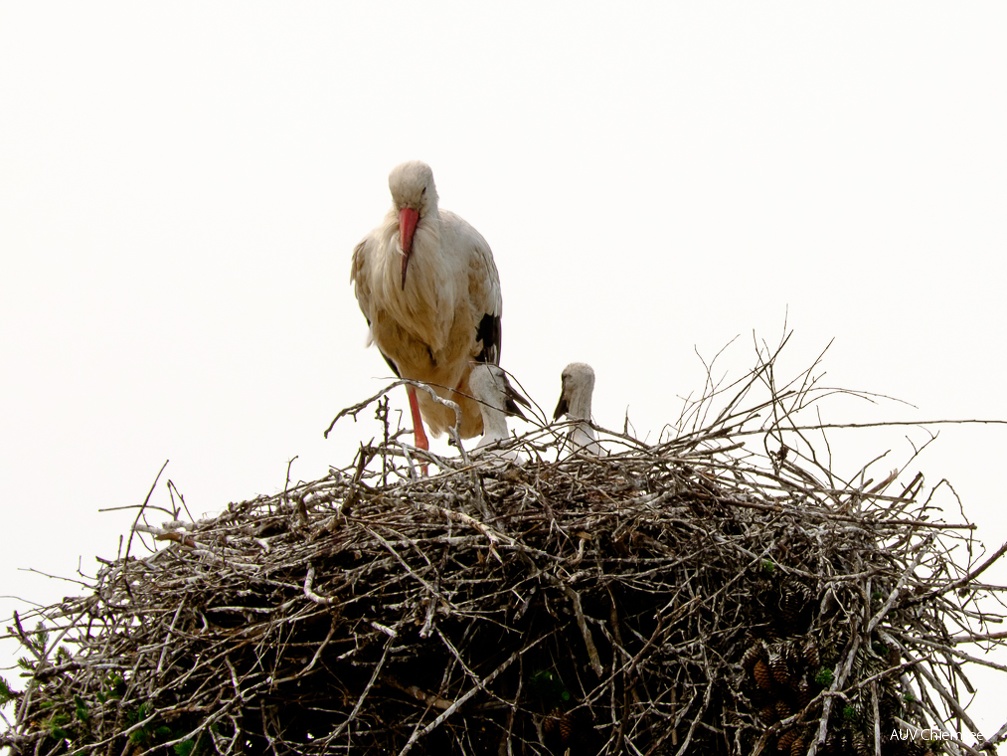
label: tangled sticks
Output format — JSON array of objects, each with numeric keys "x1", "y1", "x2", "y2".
[{"x1": 4, "y1": 339, "x2": 1007, "y2": 755}]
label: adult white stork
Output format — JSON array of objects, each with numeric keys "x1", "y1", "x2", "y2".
[
  {"x1": 553, "y1": 362, "x2": 604, "y2": 455},
  {"x1": 469, "y1": 363, "x2": 529, "y2": 457},
  {"x1": 351, "y1": 161, "x2": 502, "y2": 451}
]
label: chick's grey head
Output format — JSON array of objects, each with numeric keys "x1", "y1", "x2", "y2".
[
  {"x1": 554, "y1": 362, "x2": 596, "y2": 420},
  {"x1": 471, "y1": 363, "x2": 529, "y2": 419},
  {"x1": 470, "y1": 364, "x2": 508, "y2": 412}
]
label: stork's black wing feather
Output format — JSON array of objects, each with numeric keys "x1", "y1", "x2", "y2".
[{"x1": 475, "y1": 313, "x2": 502, "y2": 365}]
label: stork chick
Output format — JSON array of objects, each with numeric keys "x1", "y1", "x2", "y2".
[
  {"x1": 469, "y1": 364, "x2": 529, "y2": 458},
  {"x1": 553, "y1": 362, "x2": 604, "y2": 455}
]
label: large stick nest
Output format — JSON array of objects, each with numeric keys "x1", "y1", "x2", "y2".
[{"x1": 4, "y1": 337, "x2": 1007, "y2": 755}]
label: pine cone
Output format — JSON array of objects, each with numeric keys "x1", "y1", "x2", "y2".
[
  {"x1": 742, "y1": 640, "x2": 765, "y2": 671},
  {"x1": 754, "y1": 658, "x2": 773, "y2": 691},
  {"x1": 775, "y1": 699, "x2": 793, "y2": 719},
  {"x1": 780, "y1": 582, "x2": 812, "y2": 626},
  {"x1": 557, "y1": 713, "x2": 572, "y2": 744},
  {"x1": 776, "y1": 729, "x2": 797, "y2": 753},
  {"x1": 802, "y1": 637, "x2": 820, "y2": 669},
  {"x1": 541, "y1": 707, "x2": 572, "y2": 750},
  {"x1": 796, "y1": 679, "x2": 813, "y2": 709},
  {"x1": 769, "y1": 651, "x2": 792, "y2": 687}
]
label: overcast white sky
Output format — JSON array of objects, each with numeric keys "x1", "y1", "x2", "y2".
[{"x1": 2, "y1": 1, "x2": 1007, "y2": 739}]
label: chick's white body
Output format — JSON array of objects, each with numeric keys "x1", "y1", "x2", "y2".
[{"x1": 468, "y1": 363, "x2": 529, "y2": 461}]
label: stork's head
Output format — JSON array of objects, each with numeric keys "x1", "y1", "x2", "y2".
[
  {"x1": 554, "y1": 362, "x2": 596, "y2": 421},
  {"x1": 388, "y1": 161, "x2": 438, "y2": 288},
  {"x1": 470, "y1": 363, "x2": 531, "y2": 419}
]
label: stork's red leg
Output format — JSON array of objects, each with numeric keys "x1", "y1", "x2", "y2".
[{"x1": 406, "y1": 385, "x2": 430, "y2": 451}]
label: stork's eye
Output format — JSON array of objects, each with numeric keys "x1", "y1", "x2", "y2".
[{"x1": 421, "y1": 187, "x2": 426, "y2": 196}]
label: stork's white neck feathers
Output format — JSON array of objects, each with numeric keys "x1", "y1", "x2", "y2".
[{"x1": 371, "y1": 162, "x2": 458, "y2": 351}]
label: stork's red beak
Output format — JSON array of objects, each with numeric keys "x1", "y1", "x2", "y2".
[{"x1": 399, "y1": 206, "x2": 420, "y2": 288}]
